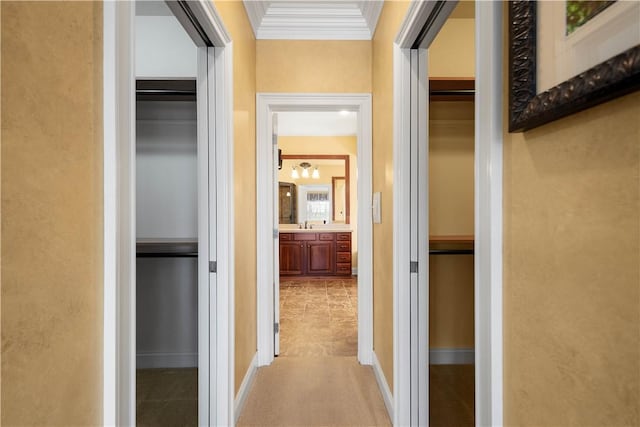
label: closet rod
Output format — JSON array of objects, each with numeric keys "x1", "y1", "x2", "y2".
[
  {"x1": 136, "y1": 89, "x2": 196, "y2": 95},
  {"x1": 429, "y1": 248, "x2": 474, "y2": 255},
  {"x1": 136, "y1": 79, "x2": 197, "y2": 100},
  {"x1": 137, "y1": 252, "x2": 198, "y2": 258},
  {"x1": 430, "y1": 89, "x2": 475, "y2": 96}
]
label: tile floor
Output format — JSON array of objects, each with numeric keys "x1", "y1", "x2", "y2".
[{"x1": 279, "y1": 276, "x2": 358, "y2": 357}]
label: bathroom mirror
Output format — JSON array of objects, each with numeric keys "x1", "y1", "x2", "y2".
[{"x1": 279, "y1": 154, "x2": 350, "y2": 224}]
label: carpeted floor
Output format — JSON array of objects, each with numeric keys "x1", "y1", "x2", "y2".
[
  {"x1": 136, "y1": 368, "x2": 197, "y2": 426},
  {"x1": 238, "y1": 277, "x2": 391, "y2": 426},
  {"x1": 236, "y1": 356, "x2": 391, "y2": 426}
]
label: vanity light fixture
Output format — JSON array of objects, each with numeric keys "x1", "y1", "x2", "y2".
[
  {"x1": 291, "y1": 166, "x2": 300, "y2": 179},
  {"x1": 300, "y1": 162, "x2": 312, "y2": 178},
  {"x1": 312, "y1": 167, "x2": 320, "y2": 179}
]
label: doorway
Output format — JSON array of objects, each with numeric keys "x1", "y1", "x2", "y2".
[
  {"x1": 276, "y1": 121, "x2": 357, "y2": 356},
  {"x1": 256, "y1": 94, "x2": 373, "y2": 367},
  {"x1": 103, "y1": 1, "x2": 234, "y2": 425},
  {"x1": 393, "y1": 1, "x2": 504, "y2": 425}
]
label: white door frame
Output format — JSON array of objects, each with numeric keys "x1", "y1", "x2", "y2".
[
  {"x1": 256, "y1": 93, "x2": 373, "y2": 367},
  {"x1": 393, "y1": 1, "x2": 504, "y2": 425},
  {"x1": 102, "y1": 1, "x2": 235, "y2": 425}
]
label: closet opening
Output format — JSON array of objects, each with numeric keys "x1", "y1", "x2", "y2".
[
  {"x1": 134, "y1": 2, "x2": 200, "y2": 424},
  {"x1": 427, "y1": 3, "x2": 476, "y2": 426}
]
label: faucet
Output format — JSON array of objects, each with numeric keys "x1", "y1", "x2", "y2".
[{"x1": 304, "y1": 220, "x2": 308, "y2": 229}]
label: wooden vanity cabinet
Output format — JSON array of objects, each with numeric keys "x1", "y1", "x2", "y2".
[{"x1": 279, "y1": 231, "x2": 352, "y2": 276}]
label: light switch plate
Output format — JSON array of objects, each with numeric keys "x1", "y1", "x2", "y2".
[{"x1": 372, "y1": 192, "x2": 381, "y2": 224}]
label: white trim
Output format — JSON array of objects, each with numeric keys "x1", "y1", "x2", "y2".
[
  {"x1": 136, "y1": 352, "x2": 198, "y2": 369},
  {"x1": 196, "y1": 46, "x2": 211, "y2": 426},
  {"x1": 475, "y1": 2, "x2": 504, "y2": 426},
  {"x1": 256, "y1": 93, "x2": 373, "y2": 367},
  {"x1": 429, "y1": 348, "x2": 475, "y2": 365},
  {"x1": 212, "y1": 42, "x2": 236, "y2": 427},
  {"x1": 234, "y1": 353, "x2": 259, "y2": 424},
  {"x1": 242, "y1": 0, "x2": 269, "y2": 38},
  {"x1": 359, "y1": 1, "x2": 384, "y2": 38},
  {"x1": 104, "y1": 1, "x2": 234, "y2": 426},
  {"x1": 351, "y1": 267, "x2": 358, "y2": 276},
  {"x1": 392, "y1": 43, "x2": 412, "y2": 427},
  {"x1": 372, "y1": 351, "x2": 394, "y2": 423},
  {"x1": 186, "y1": 1, "x2": 232, "y2": 46},
  {"x1": 103, "y1": 2, "x2": 136, "y2": 425},
  {"x1": 393, "y1": 0, "x2": 505, "y2": 425},
  {"x1": 394, "y1": 0, "x2": 456, "y2": 48},
  {"x1": 103, "y1": 3, "x2": 116, "y2": 425},
  {"x1": 242, "y1": 1, "x2": 381, "y2": 40}
]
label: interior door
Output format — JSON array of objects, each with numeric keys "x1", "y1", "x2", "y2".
[{"x1": 272, "y1": 112, "x2": 281, "y2": 355}]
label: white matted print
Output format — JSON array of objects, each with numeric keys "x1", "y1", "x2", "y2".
[{"x1": 537, "y1": 0, "x2": 640, "y2": 93}]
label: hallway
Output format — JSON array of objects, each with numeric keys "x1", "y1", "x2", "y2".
[{"x1": 237, "y1": 278, "x2": 390, "y2": 426}]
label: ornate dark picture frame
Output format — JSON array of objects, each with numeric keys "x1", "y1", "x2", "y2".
[{"x1": 509, "y1": 1, "x2": 640, "y2": 132}]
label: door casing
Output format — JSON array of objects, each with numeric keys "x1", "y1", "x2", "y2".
[
  {"x1": 256, "y1": 93, "x2": 373, "y2": 367},
  {"x1": 102, "y1": 1, "x2": 235, "y2": 425},
  {"x1": 393, "y1": 1, "x2": 505, "y2": 425}
]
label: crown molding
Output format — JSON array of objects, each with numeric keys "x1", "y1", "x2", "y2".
[
  {"x1": 359, "y1": 1, "x2": 383, "y2": 38},
  {"x1": 243, "y1": 1, "x2": 269, "y2": 38},
  {"x1": 242, "y1": 0, "x2": 381, "y2": 40}
]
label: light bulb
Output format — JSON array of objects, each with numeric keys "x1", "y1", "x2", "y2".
[
  {"x1": 301, "y1": 167, "x2": 309, "y2": 178},
  {"x1": 312, "y1": 167, "x2": 319, "y2": 179},
  {"x1": 291, "y1": 167, "x2": 299, "y2": 179}
]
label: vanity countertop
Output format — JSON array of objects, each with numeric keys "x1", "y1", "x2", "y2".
[{"x1": 279, "y1": 226, "x2": 352, "y2": 233}]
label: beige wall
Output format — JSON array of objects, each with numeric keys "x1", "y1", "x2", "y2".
[
  {"x1": 503, "y1": 90, "x2": 640, "y2": 424},
  {"x1": 429, "y1": 100, "x2": 474, "y2": 349},
  {"x1": 214, "y1": 0, "x2": 258, "y2": 396},
  {"x1": 256, "y1": 40, "x2": 371, "y2": 93},
  {"x1": 371, "y1": 0, "x2": 410, "y2": 391},
  {"x1": 1, "y1": 2, "x2": 103, "y2": 425},
  {"x1": 279, "y1": 136, "x2": 358, "y2": 268},
  {"x1": 428, "y1": 18, "x2": 475, "y2": 78}
]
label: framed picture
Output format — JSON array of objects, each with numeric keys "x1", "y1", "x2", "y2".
[{"x1": 509, "y1": 0, "x2": 640, "y2": 132}]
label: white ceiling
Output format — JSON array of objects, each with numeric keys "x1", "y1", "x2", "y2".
[
  {"x1": 277, "y1": 111, "x2": 357, "y2": 136},
  {"x1": 243, "y1": 1, "x2": 383, "y2": 40}
]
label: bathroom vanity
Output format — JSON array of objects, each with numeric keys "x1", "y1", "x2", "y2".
[{"x1": 279, "y1": 230, "x2": 352, "y2": 276}]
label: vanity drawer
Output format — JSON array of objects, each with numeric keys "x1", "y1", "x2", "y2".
[
  {"x1": 336, "y1": 263, "x2": 352, "y2": 275},
  {"x1": 337, "y1": 241, "x2": 351, "y2": 252},
  {"x1": 279, "y1": 233, "x2": 293, "y2": 241},
  {"x1": 319, "y1": 233, "x2": 335, "y2": 241},
  {"x1": 294, "y1": 233, "x2": 317, "y2": 241},
  {"x1": 337, "y1": 233, "x2": 351, "y2": 241},
  {"x1": 337, "y1": 252, "x2": 351, "y2": 263}
]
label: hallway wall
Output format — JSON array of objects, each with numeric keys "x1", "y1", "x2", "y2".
[
  {"x1": 213, "y1": 0, "x2": 258, "y2": 397},
  {"x1": 256, "y1": 40, "x2": 371, "y2": 93},
  {"x1": 1, "y1": 2, "x2": 103, "y2": 424},
  {"x1": 371, "y1": 0, "x2": 410, "y2": 393},
  {"x1": 503, "y1": 78, "x2": 640, "y2": 425}
]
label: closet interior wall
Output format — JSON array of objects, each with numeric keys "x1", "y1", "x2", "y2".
[
  {"x1": 136, "y1": 81, "x2": 199, "y2": 369},
  {"x1": 428, "y1": 93, "x2": 475, "y2": 360}
]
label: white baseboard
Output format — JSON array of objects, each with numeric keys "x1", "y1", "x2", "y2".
[
  {"x1": 352, "y1": 267, "x2": 358, "y2": 276},
  {"x1": 429, "y1": 348, "x2": 475, "y2": 365},
  {"x1": 136, "y1": 352, "x2": 197, "y2": 369},
  {"x1": 234, "y1": 352, "x2": 259, "y2": 424},
  {"x1": 372, "y1": 351, "x2": 394, "y2": 422}
]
